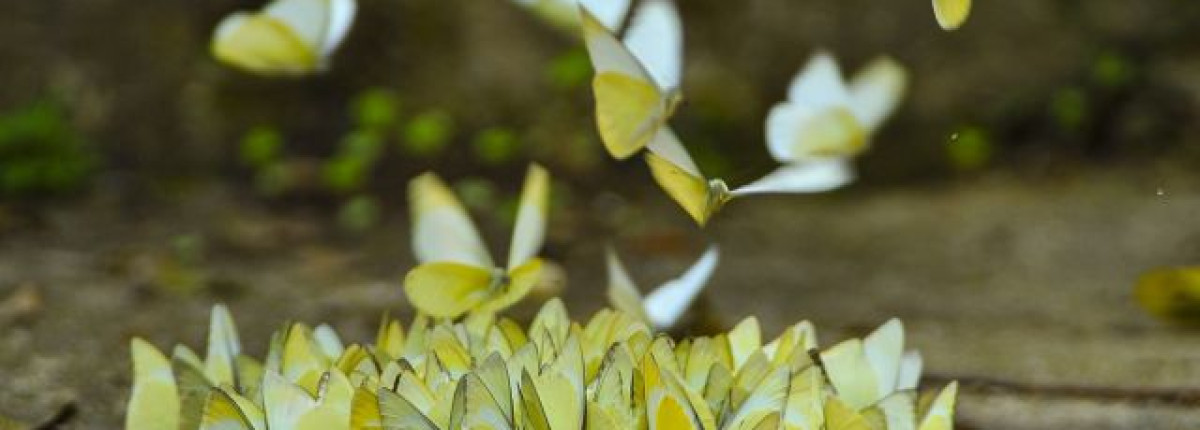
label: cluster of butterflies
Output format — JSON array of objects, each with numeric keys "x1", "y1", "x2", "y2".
[
  {"x1": 402, "y1": 164, "x2": 722, "y2": 331},
  {"x1": 209, "y1": 0, "x2": 972, "y2": 76},
  {"x1": 127, "y1": 302, "x2": 958, "y2": 430}
]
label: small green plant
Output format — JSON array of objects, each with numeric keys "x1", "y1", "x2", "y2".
[
  {"x1": 0, "y1": 99, "x2": 95, "y2": 198},
  {"x1": 238, "y1": 125, "x2": 283, "y2": 168},
  {"x1": 336, "y1": 194, "x2": 381, "y2": 233},
  {"x1": 546, "y1": 47, "x2": 593, "y2": 90},
  {"x1": 401, "y1": 110, "x2": 454, "y2": 157},
  {"x1": 945, "y1": 126, "x2": 993, "y2": 172},
  {"x1": 471, "y1": 127, "x2": 522, "y2": 165},
  {"x1": 351, "y1": 87, "x2": 401, "y2": 130}
]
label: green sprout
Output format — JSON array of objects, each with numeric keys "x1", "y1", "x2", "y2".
[
  {"x1": 401, "y1": 110, "x2": 454, "y2": 157},
  {"x1": 547, "y1": 47, "x2": 593, "y2": 90},
  {"x1": 1050, "y1": 87, "x2": 1089, "y2": 134},
  {"x1": 238, "y1": 125, "x2": 283, "y2": 168},
  {"x1": 471, "y1": 127, "x2": 522, "y2": 165},
  {"x1": 337, "y1": 194, "x2": 382, "y2": 233},
  {"x1": 0, "y1": 99, "x2": 95, "y2": 198},
  {"x1": 351, "y1": 87, "x2": 401, "y2": 130},
  {"x1": 945, "y1": 126, "x2": 993, "y2": 172}
]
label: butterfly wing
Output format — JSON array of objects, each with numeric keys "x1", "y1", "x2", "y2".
[
  {"x1": 932, "y1": 0, "x2": 971, "y2": 30},
  {"x1": 211, "y1": 13, "x2": 319, "y2": 75},
  {"x1": 732, "y1": 161, "x2": 853, "y2": 197},
  {"x1": 847, "y1": 57, "x2": 908, "y2": 133},
  {"x1": 917, "y1": 382, "x2": 958, "y2": 430},
  {"x1": 126, "y1": 339, "x2": 180, "y2": 430},
  {"x1": 581, "y1": 7, "x2": 669, "y2": 159},
  {"x1": 642, "y1": 246, "x2": 719, "y2": 329},
  {"x1": 409, "y1": 172, "x2": 495, "y2": 269},
  {"x1": 403, "y1": 262, "x2": 496, "y2": 319},
  {"x1": 644, "y1": 128, "x2": 716, "y2": 225},
  {"x1": 507, "y1": 164, "x2": 550, "y2": 271},
  {"x1": 863, "y1": 319, "x2": 905, "y2": 399},
  {"x1": 605, "y1": 247, "x2": 652, "y2": 323},
  {"x1": 578, "y1": 0, "x2": 633, "y2": 32},
  {"x1": 622, "y1": 0, "x2": 683, "y2": 92}
]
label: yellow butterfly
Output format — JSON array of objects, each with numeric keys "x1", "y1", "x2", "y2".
[
  {"x1": 1135, "y1": 266, "x2": 1200, "y2": 325},
  {"x1": 606, "y1": 245, "x2": 719, "y2": 330},
  {"x1": 580, "y1": 0, "x2": 683, "y2": 159},
  {"x1": 211, "y1": 0, "x2": 357, "y2": 76},
  {"x1": 818, "y1": 319, "x2": 922, "y2": 410},
  {"x1": 932, "y1": 0, "x2": 972, "y2": 31},
  {"x1": 646, "y1": 51, "x2": 907, "y2": 226},
  {"x1": 403, "y1": 164, "x2": 550, "y2": 319}
]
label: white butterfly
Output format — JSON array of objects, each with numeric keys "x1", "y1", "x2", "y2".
[
  {"x1": 211, "y1": 0, "x2": 357, "y2": 76},
  {"x1": 605, "y1": 245, "x2": 719, "y2": 329},
  {"x1": 579, "y1": 0, "x2": 684, "y2": 159},
  {"x1": 644, "y1": 51, "x2": 907, "y2": 225}
]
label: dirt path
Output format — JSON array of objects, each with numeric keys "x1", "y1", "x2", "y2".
[{"x1": 1, "y1": 162, "x2": 1199, "y2": 428}]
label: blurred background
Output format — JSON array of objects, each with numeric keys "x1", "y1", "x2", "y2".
[{"x1": 1, "y1": 0, "x2": 1199, "y2": 428}]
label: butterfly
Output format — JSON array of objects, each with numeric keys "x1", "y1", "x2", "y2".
[
  {"x1": 580, "y1": 0, "x2": 684, "y2": 159},
  {"x1": 403, "y1": 164, "x2": 550, "y2": 319},
  {"x1": 645, "y1": 51, "x2": 908, "y2": 226},
  {"x1": 605, "y1": 245, "x2": 719, "y2": 330},
  {"x1": 932, "y1": 0, "x2": 971, "y2": 30},
  {"x1": 1135, "y1": 266, "x2": 1200, "y2": 325},
  {"x1": 211, "y1": 0, "x2": 357, "y2": 76}
]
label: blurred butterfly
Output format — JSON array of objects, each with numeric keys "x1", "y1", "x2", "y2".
[
  {"x1": 1135, "y1": 266, "x2": 1200, "y2": 325},
  {"x1": 605, "y1": 245, "x2": 719, "y2": 330},
  {"x1": 933, "y1": 0, "x2": 971, "y2": 30},
  {"x1": 211, "y1": 0, "x2": 357, "y2": 76},
  {"x1": 646, "y1": 51, "x2": 907, "y2": 226},
  {"x1": 512, "y1": 0, "x2": 631, "y2": 32},
  {"x1": 403, "y1": 164, "x2": 550, "y2": 319},
  {"x1": 580, "y1": 0, "x2": 683, "y2": 159}
]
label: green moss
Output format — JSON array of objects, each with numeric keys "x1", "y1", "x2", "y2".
[
  {"x1": 239, "y1": 126, "x2": 283, "y2": 168},
  {"x1": 0, "y1": 99, "x2": 96, "y2": 198},
  {"x1": 945, "y1": 126, "x2": 993, "y2": 172},
  {"x1": 471, "y1": 127, "x2": 521, "y2": 165},
  {"x1": 401, "y1": 110, "x2": 454, "y2": 157},
  {"x1": 352, "y1": 88, "x2": 401, "y2": 130}
]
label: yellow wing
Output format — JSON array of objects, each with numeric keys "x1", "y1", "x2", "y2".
[
  {"x1": 350, "y1": 387, "x2": 383, "y2": 430},
  {"x1": 409, "y1": 172, "x2": 495, "y2": 269},
  {"x1": 605, "y1": 247, "x2": 651, "y2": 322},
  {"x1": 645, "y1": 151, "x2": 712, "y2": 226},
  {"x1": 822, "y1": 395, "x2": 872, "y2": 430},
  {"x1": 917, "y1": 382, "x2": 958, "y2": 430},
  {"x1": 126, "y1": 339, "x2": 180, "y2": 430},
  {"x1": 211, "y1": 14, "x2": 319, "y2": 75},
  {"x1": 403, "y1": 262, "x2": 494, "y2": 318},
  {"x1": 594, "y1": 73, "x2": 670, "y2": 159},
  {"x1": 643, "y1": 348, "x2": 706, "y2": 430},
  {"x1": 1135, "y1": 266, "x2": 1200, "y2": 324},
  {"x1": 932, "y1": 0, "x2": 971, "y2": 30},
  {"x1": 507, "y1": 164, "x2": 550, "y2": 270},
  {"x1": 378, "y1": 387, "x2": 441, "y2": 430},
  {"x1": 580, "y1": 7, "x2": 671, "y2": 159},
  {"x1": 205, "y1": 304, "x2": 241, "y2": 388},
  {"x1": 199, "y1": 389, "x2": 259, "y2": 430},
  {"x1": 480, "y1": 258, "x2": 543, "y2": 315}
]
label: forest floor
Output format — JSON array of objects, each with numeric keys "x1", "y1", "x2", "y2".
[{"x1": 1, "y1": 161, "x2": 1198, "y2": 429}]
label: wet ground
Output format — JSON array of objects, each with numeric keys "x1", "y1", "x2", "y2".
[{"x1": 1, "y1": 160, "x2": 1198, "y2": 429}]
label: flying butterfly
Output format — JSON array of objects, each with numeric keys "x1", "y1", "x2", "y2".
[
  {"x1": 511, "y1": 0, "x2": 632, "y2": 32},
  {"x1": 580, "y1": 0, "x2": 684, "y2": 159},
  {"x1": 403, "y1": 164, "x2": 550, "y2": 319},
  {"x1": 933, "y1": 0, "x2": 972, "y2": 31},
  {"x1": 211, "y1": 0, "x2": 357, "y2": 76},
  {"x1": 605, "y1": 245, "x2": 719, "y2": 330},
  {"x1": 646, "y1": 51, "x2": 907, "y2": 226}
]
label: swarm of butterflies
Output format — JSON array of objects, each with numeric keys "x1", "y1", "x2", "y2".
[
  {"x1": 126, "y1": 303, "x2": 957, "y2": 430},
  {"x1": 123, "y1": 0, "x2": 976, "y2": 428}
]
